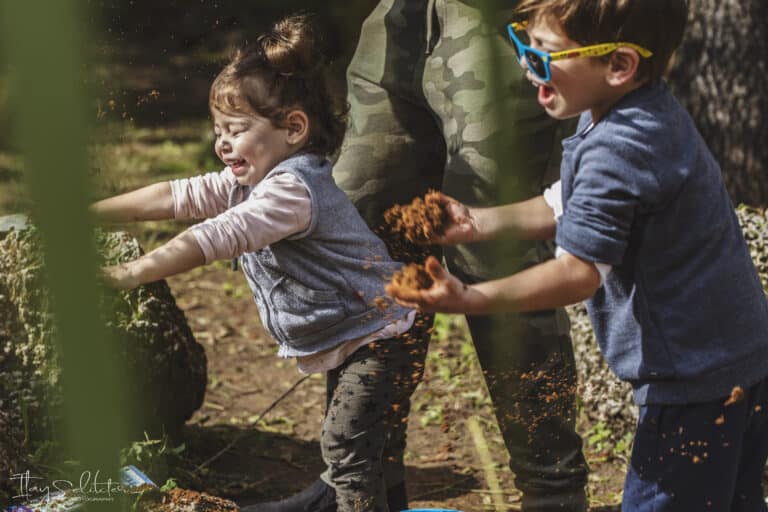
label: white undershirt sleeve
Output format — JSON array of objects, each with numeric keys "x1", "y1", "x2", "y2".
[{"x1": 543, "y1": 180, "x2": 612, "y2": 287}]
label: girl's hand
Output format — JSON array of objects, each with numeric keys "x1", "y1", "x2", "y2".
[
  {"x1": 431, "y1": 193, "x2": 482, "y2": 246},
  {"x1": 99, "y1": 232, "x2": 205, "y2": 291},
  {"x1": 100, "y1": 263, "x2": 140, "y2": 290},
  {"x1": 387, "y1": 256, "x2": 483, "y2": 314}
]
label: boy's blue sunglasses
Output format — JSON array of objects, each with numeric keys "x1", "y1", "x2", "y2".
[{"x1": 506, "y1": 21, "x2": 653, "y2": 82}]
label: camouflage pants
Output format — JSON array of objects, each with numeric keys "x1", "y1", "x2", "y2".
[
  {"x1": 332, "y1": 1, "x2": 588, "y2": 510},
  {"x1": 320, "y1": 321, "x2": 429, "y2": 512}
]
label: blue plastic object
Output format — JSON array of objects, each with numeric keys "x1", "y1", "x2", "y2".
[
  {"x1": 118, "y1": 465, "x2": 157, "y2": 488},
  {"x1": 401, "y1": 509, "x2": 463, "y2": 512}
]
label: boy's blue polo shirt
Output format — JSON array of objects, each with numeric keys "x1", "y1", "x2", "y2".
[{"x1": 557, "y1": 80, "x2": 768, "y2": 405}]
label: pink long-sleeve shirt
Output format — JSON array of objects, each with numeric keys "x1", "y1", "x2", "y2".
[{"x1": 170, "y1": 167, "x2": 312, "y2": 263}]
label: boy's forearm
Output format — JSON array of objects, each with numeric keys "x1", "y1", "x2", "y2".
[
  {"x1": 473, "y1": 195, "x2": 557, "y2": 241},
  {"x1": 107, "y1": 230, "x2": 206, "y2": 288},
  {"x1": 465, "y1": 254, "x2": 600, "y2": 314},
  {"x1": 91, "y1": 182, "x2": 175, "y2": 223}
]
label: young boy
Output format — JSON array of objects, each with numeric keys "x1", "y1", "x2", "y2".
[{"x1": 387, "y1": 0, "x2": 768, "y2": 509}]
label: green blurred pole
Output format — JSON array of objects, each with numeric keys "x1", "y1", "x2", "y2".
[
  {"x1": 478, "y1": 0, "x2": 526, "y2": 207},
  {"x1": 1, "y1": 1, "x2": 124, "y2": 508},
  {"x1": 477, "y1": 0, "x2": 527, "y2": 283}
]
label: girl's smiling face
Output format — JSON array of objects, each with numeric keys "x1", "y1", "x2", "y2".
[
  {"x1": 523, "y1": 15, "x2": 617, "y2": 122},
  {"x1": 212, "y1": 107, "x2": 296, "y2": 186}
]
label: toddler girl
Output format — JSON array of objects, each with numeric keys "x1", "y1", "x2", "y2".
[{"x1": 93, "y1": 15, "x2": 425, "y2": 512}]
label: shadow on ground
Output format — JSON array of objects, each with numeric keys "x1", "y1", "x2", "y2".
[{"x1": 174, "y1": 424, "x2": 478, "y2": 508}]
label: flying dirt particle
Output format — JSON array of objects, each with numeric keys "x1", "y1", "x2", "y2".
[
  {"x1": 724, "y1": 386, "x2": 744, "y2": 406},
  {"x1": 372, "y1": 297, "x2": 389, "y2": 310}
]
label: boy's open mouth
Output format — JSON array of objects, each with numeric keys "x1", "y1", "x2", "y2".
[
  {"x1": 532, "y1": 81, "x2": 556, "y2": 107},
  {"x1": 527, "y1": 74, "x2": 556, "y2": 107}
]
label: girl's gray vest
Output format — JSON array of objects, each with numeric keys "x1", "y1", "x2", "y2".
[{"x1": 231, "y1": 153, "x2": 409, "y2": 357}]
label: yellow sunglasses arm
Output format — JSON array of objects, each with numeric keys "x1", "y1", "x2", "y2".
[{"x1": 549, "y1": 42, "x2": 653, "y2": 61}]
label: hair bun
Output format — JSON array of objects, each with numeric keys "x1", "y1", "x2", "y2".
[{"x1": 259, "y1": 15, "x2": 326, "y2": 77}]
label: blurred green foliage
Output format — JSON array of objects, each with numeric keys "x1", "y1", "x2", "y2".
[
  {"x1": 0, "y1": 1, "x2": 380, "y2": 215},
  {"x1": 1, "y1": 2, "x2": 128, "y2": 506}
]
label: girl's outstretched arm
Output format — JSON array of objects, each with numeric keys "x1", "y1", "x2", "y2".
[
  {"x1": 101, "y1": 230, "x2": 205, "y2": 289},
  {"x1": 389, "y1": 254, "x2": 600, "y2": 314},
  {"x1": 91, "y1": 182, "x2": 175, "y2": 223}
]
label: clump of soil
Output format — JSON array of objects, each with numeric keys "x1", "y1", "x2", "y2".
[
  {"x1": 139, "y1": 487, "x2": 239, "y2": 512},
  {"x1": 382, "y1": 190, "x2": 448, "y2": 246},
  {"x1": 388, "y1": 263, "x2": 433, "y2": 293}
]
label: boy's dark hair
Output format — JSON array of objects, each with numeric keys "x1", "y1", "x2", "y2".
[
  {"x1": 209, "y1": 15, "x2": 348, "y2": 157},
  {"x1": 515, "y1": 0, "x2": 688, "y2": 82}
]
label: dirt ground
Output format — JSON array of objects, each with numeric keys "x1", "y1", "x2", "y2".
[
  {"x1": 3, "y1": 9, "x2": 628, "y2": 506},
  {"x1": 2, "y1": 5, "x2": 765, "y2": 510},
  {"x1": 160, "y1": 262, "x2": 626, "y2": 512}
]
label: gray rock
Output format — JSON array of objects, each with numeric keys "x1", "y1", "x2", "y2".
[
  {"x1": 0, "y1": 214, "x2": 29, "y2": 238},
  {"x1": 0, "y1": 226, "x2": 207, "y2": 498}
]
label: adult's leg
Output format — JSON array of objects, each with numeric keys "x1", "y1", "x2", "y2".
[
  {"x1": 424, "y1": 1, "x2": 588, "y2": 510},
  {"x1": 463, "y1": 312, "x2": 587, "y2": 511},
  {"x1": 321, "y1": 328, "x2": 429, "y2": 512},
  {"x1": 623, "y1": 377, "x2": 768, "y2": 511},
  {"x1": 332, "y1": 2, "x2": 445, "y2": 500}
]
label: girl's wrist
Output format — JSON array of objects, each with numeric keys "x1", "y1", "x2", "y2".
[{"x1": 115, "y1": 262, "x2": 142, "y2": 289}]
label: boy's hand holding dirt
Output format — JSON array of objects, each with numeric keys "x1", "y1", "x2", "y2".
[
  {"x1": 429, "y1": 192, "x2": 484, "y2": 245},
  {"x1": 381, "y1": 190, "x2": 483, "y2": 247},
  {"x1": 386, "y1": 256, "x2": 484, "y2": 314}
]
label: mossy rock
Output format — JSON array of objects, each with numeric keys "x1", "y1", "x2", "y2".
[
  {"x1": 0, "y1": 220, "x2": 207, "y2": 495},
  {"x1": 570, "y1": 205, "x2": 768, "y2": 449}
]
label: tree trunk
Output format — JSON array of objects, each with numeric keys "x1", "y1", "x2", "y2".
[{"x1": 667, "y1": 0, "x2": 768, "y2": 207}]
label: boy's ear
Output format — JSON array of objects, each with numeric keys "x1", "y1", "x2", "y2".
[{"x1": 605, "y1": 48, "x2": 640, "y2": 87}]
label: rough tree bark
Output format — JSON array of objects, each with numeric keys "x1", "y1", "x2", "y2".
[{"x1": 667, "y1": 0, "x2": 768, "y2": 206}]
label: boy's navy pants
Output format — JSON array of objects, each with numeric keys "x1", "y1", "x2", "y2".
[{"x1": 624, "y1": 375, "x2": 768, "y2": 511}]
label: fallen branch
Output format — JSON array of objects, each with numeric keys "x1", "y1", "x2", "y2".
[{"x1": 194, "y1": 375, "x2": 311, "y2": 473}]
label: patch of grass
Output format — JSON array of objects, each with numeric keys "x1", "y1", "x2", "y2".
[
  {"x1": 221, "y1": 280, "x2": 248, "y2": 299},
  {"x1": 586, "y1": 422, "x2": 613, "y2": 453},
  {"x1": 0, "y1": 121, "x2": 219, "y2": 219},
  {"x1": 92, "y1": 129, "x2": 211, "y2": 194},
  {"x1": 419, "y1": 403, "x2": 444, "y2": 427},
  {"x1": 414, "y1": 314, "x2": 497, "y2": 435},
  {"x1": 119, "y1": 433, "x2": 186, "y2": 486},
  {"x1": 584, "y1": 421, "x2": 632, "y2": 463}
]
